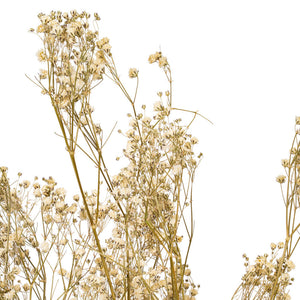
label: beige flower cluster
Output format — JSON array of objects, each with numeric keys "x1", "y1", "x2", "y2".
[
  {"x1": 148, "y1": 51, "x2": 168, "y2": 68},
  {"x1": 107, "y1": 94, "x2": 201, "y2": 298},
  {"x1": 0, "y1": 166, "x2": 130, "y2": 299},
  {"x1": 13, "y1": 10, "x2": 207, "y2": 299},
  {"x1": 32, "y1": 10, "x2": 109, "y2": 109},
  {"x1": 3, "y1": 8, "x2": 300, "y2": 300},
  {"x1": 232, "y1": 243, "x2": 295, "y2": 300},
  {"x1": 0, "y1": 168, "x2": 81, "y2": 298},
  {"x1": 232, "y1": 117, "x2": 300, "y2": 300}
]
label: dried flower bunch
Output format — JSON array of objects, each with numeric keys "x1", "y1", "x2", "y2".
[
  {"x1": 232, "y1": 117, "x2": 300, "y2": 300},
  {"x1": 0, "y1": 10, "x2": 207, "y2": 299},
  {"x1": 0, "y1": 167, "x2": 95, "y2": 299},
  {"x1": 1, "y1": 9, "x2": 298, "y2": 300}
]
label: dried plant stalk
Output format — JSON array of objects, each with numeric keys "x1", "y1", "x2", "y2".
[
  {"x1": 0, "y1": 10, "x2": 207, "y2": 300},
  {"x1": 232, "y1": 118, "x2": 300, "y2": 300}
]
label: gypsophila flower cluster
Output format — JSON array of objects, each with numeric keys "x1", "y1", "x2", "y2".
[
  {"x1": 232, "y1": 117, "x2": 300, "y2": 300},
  {"x1": 0, "y1": 167, "x2": 104, "y2": 299},
  {"x1": 32, "y1": 10, "x2": 108, "y2": 108},
  {"x1": 4, "y1": 9, "x2": 300, "y2": 300},
  {"x1": 106, "y1": 94, "x2": 201, "y2": 299},
  {"x1": 24, "y1": 10, "x2": 206, "y2": 299},
  {"x1": 232, "y1": 243, "x2": 295, "y2": 300}
]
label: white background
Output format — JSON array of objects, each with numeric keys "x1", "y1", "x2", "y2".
[{"x1": 1, "y1": 0, "x2": 300, "y2": 298}]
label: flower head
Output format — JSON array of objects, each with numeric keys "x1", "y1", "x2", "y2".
[
  {"x1": 276, "y1": 175, "x2": 286, "y2": 184},
  {"x1": 37, "y1": 49, "x2": 47, "y2": 62},
  {"x1": 40, "y1": 241, "x2": 50, "y2": 253},
  {"x1": 128, "y1": 68, "x2": 138, "y2": 78}
]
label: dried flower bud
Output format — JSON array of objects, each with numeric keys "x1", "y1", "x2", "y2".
[
  {"x1": 276, "y1": 175, "x2": 286, "y2": 184},
  {"x1": 40, "y1": 241, "x2": 50, "y2": 253},
  {"x1": 37, "y1": 49, "x2": 47, "y2": 62},
  {"x1": 281, "y1": 159, "x2": 290, "y2": 168},
  {"x1": 158, "y1": 56, "x2": 168, "y2": 68},
  {"x1": 286, "y1": 260, "x2": 295, "y2": 271},
  {"x1": 184, "y1": 269, "x2": 191, "y2": 276},
  {"x1": 22, "y1": 180, "x2": 30, "y2": 189},
  {"x1": 0, "y1": 166, "x2": 8, "y2": 173},
  {"x1": 128, "y1": 68, "x2": 138, "y2": 78}
]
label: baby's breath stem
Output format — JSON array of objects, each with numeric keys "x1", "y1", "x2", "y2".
[
  {"x1": 68, "y1": 153, "x2": 116, "y2": 299},
  {"x1": 125, "y1": 215, "x2": 131, "y2": 300},
  {"x1": 270, "y1": 241, "x2": 289, "y2": 299},
  {"x1": 4, "y1": 187, "x2": 11, "y2": 287},
  {"x1": 169, "y1": 255, "x2": 179, "y2": 299}
]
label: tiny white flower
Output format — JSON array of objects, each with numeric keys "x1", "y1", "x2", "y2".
[
  {"x1": 153, "y1": 101, "x2": 164, "y2": 111},
  {"x1": 40, "y1": 241, "x2": 50, "y2": 253},
  {"x1": 43, "y1": 197, "x2": 52, "y2": 206},
  {"x1": 55, "y1": 201, "x2": 65, "y2": 210},
  {"x1": 172, "y1": 165, "x2": 182, "y2": 175},
  {"x1": 191, "y1": 136, "x2": 199, "y2": 144},
  {"x1": 75, "y1": 248, "x2": 86, "y2": 258},
  {"x1": 247, "y1": 265, "x2": 255, "y2": 273},
  {"x1": 128, "y1": 68, "x2": 138, "y2": 78},
  {"x1": 286, "y1": 260, "x2": 295, "y2": 270}
]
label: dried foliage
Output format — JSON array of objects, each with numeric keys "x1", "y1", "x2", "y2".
[
  {"x1": 232, "y1": 118, "x2": 300, "y2": 300},
  {"x1": 0, "y1": 10, "x2": 205, "y2": 299},
  {"x1": 1, "y1": 9, "x2": 299, "y2": 300}
]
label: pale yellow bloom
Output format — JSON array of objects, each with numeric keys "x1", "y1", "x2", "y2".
[
  {"x1": 128, "y1": 68, "x2": 138, "y2": 78},
  {"x1": 276, "y1": 175, "x2": 286, "y2": 183},
  {"x1": 102, "y1": 43, "x2": 112, "y2": 52},
  {"x1": 148, "y1": 51, "x2": 161, "y2": 63},
  {"x1": 39, "y1": 14, "x2": 51, "y2": 24},
  {"x1": 39, "y1": 69, "x2": 48, "y2": 79},
  {"x1": 36, "y1": 24, "x2": 45, "y2": 33},
  {"x1": 40, "y1": 241, "x2": 50, "y2": 253},
  {"x1": 37, "y1": 49, "x2": 47, "y2": 62},
  {"x1": 270, "y1": 242, "x2": 276, "y2": 250},
  {"x1": 191, "y1": 136, "x2": 199, "y2": 144},
  {"x1": 75, "y1": 248, "x2": 86, "y2": 258},
  {"x1": 58, "y1": 268, "x2": 68, "y2": 276},
  {"x1": 172, "y1": 165, "x2": 182, "y2": 175},
  {"x1": 22, "y1": 180, "x2": 30, "y2": 188},
  {"x1": 4, "y1": 290, "x2": 15, "y2": 300},
  {"x1": 96, "y1": 37, "x2": 110, "y2": 49},
  {"x1": 153, "y1": 101, "x2": 164, "y2": 111},
  {"x1": 286, "y1": 260, "x2": 295, "y2": 270},
  {"x1": 55, "y1": 200, "x2": 65, "y2": 210},
  {"x1": 158, "y1": 56, "x2": 168, "y2": 68}
]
